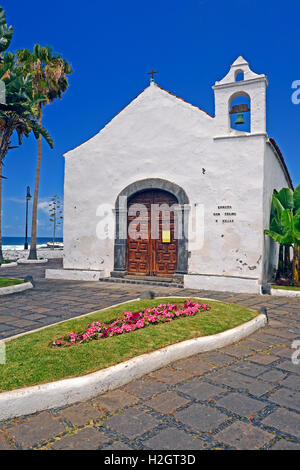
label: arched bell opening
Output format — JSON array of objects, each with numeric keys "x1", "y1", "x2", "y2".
[{"x1": 229, "y1": 91, "x2": 251, "y2": 132}]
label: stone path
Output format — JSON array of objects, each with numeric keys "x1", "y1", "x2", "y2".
[{"x1": 0, "y1": 260, "x2": 299, "y2": 450}]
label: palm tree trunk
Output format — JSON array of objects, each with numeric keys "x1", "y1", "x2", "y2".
[
  {"x1": 0, "y1": 162, "x2": 3, "y2": 263},
  {"x1": 28, "y1": 107, "x2": 42, "y2": 260},
  {"x1": 293, "y1": 244, "x2": 300, "y2": 286}
]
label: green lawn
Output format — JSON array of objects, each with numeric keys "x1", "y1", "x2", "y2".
[
  {"x1": 272, "y1": 284, "x2": 300, "y2": 291},
  {"x1": 0, "y1": 278, "x2": 24, "y2": 288},
  {"x1": 0, "y1": 297, "x2": 258, "y2": 392}
]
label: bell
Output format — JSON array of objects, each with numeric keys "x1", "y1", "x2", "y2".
[{"x1": 235, "y1": 113, "x2": 245, "y2": 125}]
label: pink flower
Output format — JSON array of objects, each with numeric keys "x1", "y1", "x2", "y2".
[{"x1": 52, "y1": 299, "x2": 210, "y2": 348}]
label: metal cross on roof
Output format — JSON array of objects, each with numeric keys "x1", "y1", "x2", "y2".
[{"x1": 147, "y1": 69, "x2": 158, "y2": 82}]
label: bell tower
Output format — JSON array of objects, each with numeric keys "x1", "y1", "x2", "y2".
[{"x1": 213, "y1": 56, "x2": 268, "y2": 137}]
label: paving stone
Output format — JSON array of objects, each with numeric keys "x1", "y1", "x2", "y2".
[
  {"x1": 58, "y1": 403, "x2": 102, "y2": 426},
  {"x1": 281, "y1": 375, "x2": 300, "y2": 391},
  {"x1": 276, "y1": 360, "x2": 300, "y2": 374},
  {"x1": 8, "y1": 412, "x2": 65, "y2": 448},
  {"x1": 270, "y1": 439, "x2": 300, "y2": 450},
  {"x1": 253, "y1": 333, "x2": 285, "y2": 346},
  {"x1": 269, "y1": 388, "x2": 300, "y2": 412},
  {"x1": 122, "y1": 379, "x2": 167, "y2": 399},
  {"x1": 272, "y1": 347, "x2": 295, "y2": 359},
  {"x1": 92, "y1": 389, "x2": 138, "y2": 411},
  {"x1": 102, "y1": 441, "x2": 133, "y2": 450},
  {"x1": 0, "y1": 316, "x2": 19, "y2": 322},
  {"x1": 229, "y1": 362, "x2": 268, "y2": 378},
  {"x1": 216, "y1": 393, "x2": 266, "y2": 418},
  {"x1": 212, "y1": 370, "x2": 275, "y2": 397},
  {"x1": 22, "y1": 314, "x2": 47, "y2": 321},
  {"x1": 221, "y1": 346, "x2": 253, "y2": 358},
  {"x1": 0, "y1": 324, "x2": 15, "y2": 332},
  {"x1": 105, "y1": 408, "x2": 159, "y2": 439},
  {"x1": 174, "y1": 358, "x2": 215, "y2": 375},
  {"x1": 259, "y1": 369, "x2": 287, "y2": 383},
  {"x1": 238, "y1": 340, "x2": 270, "y2": 352},
  {"x1": 262, "y1": 408, "x2": 300, "y2": 438},
  {"x1": 249, "y1": 354, "x2": 279, "y2": 365},
  {"x1": 175, "y1": 404, "x2": 228, "y2": 432},
  {"x1": 199, "y1": 351, "x2": 234, "y2": 366},
  {"x1": 146, "y1": 391, "x2": 189, "y2": 414},
  {"x1": 216, "y1": 421, "x2": 274, "y2": 450},
  {"x1": 177, "y1": 380, "x2": 222, "y2": 401},
  {"x1": 144, "y1": 427, "x2": 207, "y2": 450},
  {"x1": 149, "y1": 367, "x2": 193, "y2": 384},
  {"x1": 265, "y1": 328, "x2": 296, "y2": 340},
  {"x1": 51, "y1": 427, "x2": 110, "y2": 450}
]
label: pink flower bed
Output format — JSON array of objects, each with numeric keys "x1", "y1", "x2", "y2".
[{"x1": 52, "y1": 299, "x2": 211, "y2": 348}]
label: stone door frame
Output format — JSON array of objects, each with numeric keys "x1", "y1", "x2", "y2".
[{"x1": 112, "y1": 178, "x2": 190, "y2": 277}]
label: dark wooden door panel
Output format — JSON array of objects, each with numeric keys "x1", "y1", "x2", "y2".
[{"x1": 126, "y1": 190, "x2": 178, "y2": 276}]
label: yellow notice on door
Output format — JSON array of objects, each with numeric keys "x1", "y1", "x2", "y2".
[{"x1": 162, "y1": 230, "x2": 171, "y2": 243}]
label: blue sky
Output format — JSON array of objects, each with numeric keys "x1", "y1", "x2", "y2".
[{"x1": 1, "y1": 0, "x2": 300, "y2": 237}]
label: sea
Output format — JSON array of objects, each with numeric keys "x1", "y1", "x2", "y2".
[{"x1": 2, "y1": 237, "x2": 63, "y2": 251}]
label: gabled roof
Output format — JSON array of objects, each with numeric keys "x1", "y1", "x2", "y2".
[
  {"x1": 64, "y1": 82, "x2": 213, "y2": 156},
  {"x1": 154, "y1": 83, "x2": 214, "y2": 118}
]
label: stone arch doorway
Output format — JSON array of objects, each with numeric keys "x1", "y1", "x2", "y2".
[
  {"x1": 113, "y1": 178, "x2": 190, "y2": 278},
  {"x1": 127, "y1": 189, "x2": 178, "y2": 276}
]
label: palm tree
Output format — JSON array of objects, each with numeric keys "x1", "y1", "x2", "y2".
[
  {"x1": 0, "y1": 53, "x2": 53, "y2": 262},
  {"x1": 0, "y1": 7, "x2": 13, "y2": 57},
  {"x1": 17, "y1": 45, "x2": 72, "y2": 259},
  {"x1": 0, "y1": 8, "x2": 53, "y2": 262}
]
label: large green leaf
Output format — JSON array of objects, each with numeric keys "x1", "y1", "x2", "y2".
[
  {"x1": 30, "y1": 119, "x2": 53, "y2": 148},
  {"x1": 270, "y1": 194, "x2": 284, "y2": 233},
  {"x1": 264, "y1": 229, "x2": 286, "y2": 244},
  {"x1": 294, "y1": 184, "x2": 300, "y2": 211},
  {"x1": 276, "y1": 188, "x2": 294, "y2": 210}
]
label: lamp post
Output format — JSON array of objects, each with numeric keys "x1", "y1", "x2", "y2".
[{"x1": 24, "y1": 186, "x2": 32, "y2": 250}]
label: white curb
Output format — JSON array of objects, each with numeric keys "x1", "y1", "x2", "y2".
[
  {"x1": 0, "y1": 262, "x2": 18, "y2": 268},
  {"x1": 0, "y1": 313, "x2": 266, "y2": 420},
  {"x1": 17, "y1": 259, "x2": 48, "y2": 264},
  {"x1": 0, "y1": 282, "x2": 33, "y2": 297},
  {"x1": 45, "y1": 268, "x2": 104, "y2": 281},
  {"x1": 270, "y1": 288, "x2": 300, "y2": 297}
]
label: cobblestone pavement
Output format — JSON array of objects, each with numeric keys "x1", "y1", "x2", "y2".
[{"x1": 0, "y1": 260, "x2": 299, "y2": 450}]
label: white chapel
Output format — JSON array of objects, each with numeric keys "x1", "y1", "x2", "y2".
[{"x1": 47, "y1": 56, "x2": 293, "y2": 293}]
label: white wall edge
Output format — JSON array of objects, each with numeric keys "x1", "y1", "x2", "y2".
[
  {"x1": 17, "y1": 259, "x2": 48, "y2": 265},
  {"x1": 270, "y1": 288, "x2": 300, "y2": 297},
  {"x1": 184, "y1": 274, "x2": 260, "y2": 294},
  {"x1": 45, "y1": 268, "x2": 104, "y2": 281},
  {"x1": 0, "y1": 262, "x2": 18, "y2": 268},
  {"x1": 0, "y1": 313, "x2": 266, "y2": 420}
]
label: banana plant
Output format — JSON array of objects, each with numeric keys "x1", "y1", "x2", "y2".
[{"x1": 265, "y1": 184, "x2": 300, "y2": 285}]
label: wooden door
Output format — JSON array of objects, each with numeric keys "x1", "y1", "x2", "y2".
[{"x1": 126, "y1": 190, "x2": 178, "y2": 276}]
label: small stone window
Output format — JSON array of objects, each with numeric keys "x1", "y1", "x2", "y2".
[{"x1": 235, "y1": 70, "x2": 244, "y2": 82}]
